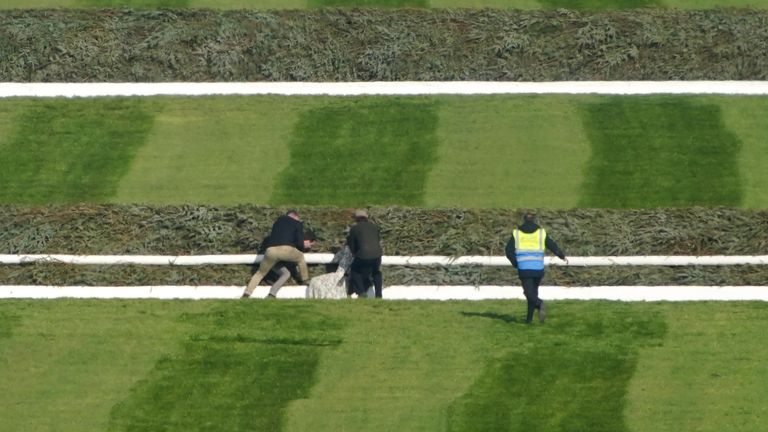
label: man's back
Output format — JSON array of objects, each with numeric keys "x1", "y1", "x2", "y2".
[
  {"x1": 348, "y1": 220, "x2": 382, "y2": 260},
  {"x1": 269, "y1": 215, "x2": 303, "y2": 249}
]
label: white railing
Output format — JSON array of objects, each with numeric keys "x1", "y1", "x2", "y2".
[
  {"x1": 3, "y1": 81, "x2": 768, "y2": 98},
  {"x1": 2, "y1": 285, "x2": 767, "y2": 301},
  {"x1": 2, "y1": 254, "x2": 768, "y2": 266}
]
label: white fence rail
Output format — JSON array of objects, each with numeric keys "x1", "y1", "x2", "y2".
[
  {"x1": 3, "y1": 254, "x2": 767, "y2": 300},
  {"x1": 2, "y1": 285, "x2": 768, "y2": 301},
  {"x1": 2, "y1": 254, "x2": 768, "y2": 266},
  {"x1": 4, "y1": 81, "x2": 768, "y2": 98}
]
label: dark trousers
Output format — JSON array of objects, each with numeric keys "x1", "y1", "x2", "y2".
[
  {"x1": 351, "y1": 257, "x2": 383, "y2": 298},
  {"x1": 520, "y1": 276, "x2": 543, "y2": 323}
]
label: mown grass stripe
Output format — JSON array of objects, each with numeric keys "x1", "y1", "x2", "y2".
[
  {"x1": 626, "y1": 302, "x2": 768, "y2": 432},
  {"x1": 107, "y1": 302, "x2": 345, "y2": 432},
  {"x1": 114, "y1": 96, "x2": 304, "y2": 205},
  {"x1": 2, "y1": 95, "x2": 766, "y2": 208},
  {"x1": 270, "y1": 97, "x2": 439, "y2": 207},
  {"x1": 446, "y1": 303, "x2": 665, "y2": 432},
  {"x1": 1, "y1": 300, "x2": 767, "y2": 431},
  {"x1": 284, "y1": 301, "x2": 501, "y2": 431},
  {"x1": 0, "y1": 99, "x2": 153, "y2": 204},
  {"x1": 717, "y1": 96, "x2": 768, "y2": 208},
  {"x1": 578, "y1": 97, "x2": 743, "y2": 208},
  {"x1": 429, "y1": 95, "x2": 589, "y2": 208},
  {"x1": 0, "y1": 300, "x2": 200, "y2": 432}
]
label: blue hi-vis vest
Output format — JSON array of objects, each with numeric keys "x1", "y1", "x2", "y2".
[{"x1": 513, "y1": 228, "x2": 546, "y2": 271}]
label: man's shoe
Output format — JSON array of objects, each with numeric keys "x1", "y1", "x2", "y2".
[
  {"x1": 538, "y1": 301, "x2": 547, "y2": 323},
  {"x1": 265, "y1": 293, "x2": 276, "y2": 299},
  {"x1": 241, "y1": 292, "x2": 250, "y2": 299}
]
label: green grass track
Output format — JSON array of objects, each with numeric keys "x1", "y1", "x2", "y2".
[
  {"x1": 0, "y1": 300, "x2": 766, "y2": 431},
  {"x1": 3, "y1": 0, "x2": 768, "y2": 10},
  {"x1": 1, "y1": 95, "x2": 767, "y2": 208}
]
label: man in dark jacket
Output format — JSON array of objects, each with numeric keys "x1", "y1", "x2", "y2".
[
  {"x1": 505, "y1": 212, "x2": 567, "y2": 323},
  {"x1": 242, "y1": 210, "x2": 315, "y2": 299},
  {"x1": 253, "y1": 231, "x2": 318, "y2": 298},
  {"x1": 347, "y1": 209, "x2": 383, "y2": 298}
]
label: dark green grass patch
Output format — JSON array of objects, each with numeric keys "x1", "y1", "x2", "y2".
[
  {"x1": 0, "y1": 99, "x2": 153, "y2": 204},
  {"x1": 270, "y1": 98, "x2": 439, "y2": 207},
  {"x1": 0, "y1": 310, "x2": 20, "y2": 340},
  {"x1": 107, "y1": 302, "x2": 345, "y2": 432},
  {"x1": 579, "y1": 97, "x2": 743, "y2": 208},
  {"x1": 448, "y1": 302, "x2": 665, "y2": 432}
]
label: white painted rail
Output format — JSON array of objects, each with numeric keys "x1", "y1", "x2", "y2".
[
  {"x1": 3, "y1": 81, "x2": 768, "y2": 98},
  {"x1": 1, "y1": 285, "x2": 767, "y2": 301},
  {"x1": 2, "y1": 254, "x2": 768, "y2": 266}
]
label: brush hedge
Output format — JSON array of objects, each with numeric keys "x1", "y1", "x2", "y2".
[
  {"x1": 2, "y1": 8, "x2": 767, "y2": 82},
  {"x1": 1, "y1": 205, "x2": 766, "y2": 286}
]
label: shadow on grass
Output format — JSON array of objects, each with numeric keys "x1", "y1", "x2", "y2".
[
  {"x1": 460, "y1": 311, "x2": 522, "y2": 324},
  {"x1": 190, "y1": 334, "x2": 342, "y2": 347}
]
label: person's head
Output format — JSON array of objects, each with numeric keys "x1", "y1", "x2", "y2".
[
  {"x1": 303, "y1": 229, "x2": 318, "y2": 250},
  {"x1": 354, "y1": 209, "x2": 369, "y2": 222},
  {"x1": 523, "y1": 211, "x2": 537, "y2": 224},
  {"x1": 286, "y1": 209, "x2": 300, "y2": 221}
]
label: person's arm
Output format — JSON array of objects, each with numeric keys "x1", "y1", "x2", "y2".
[
  {"x1": 346, "y1": 228, "x2": 358, "y2": 255},
  {"x1": 294, "y1": 222, "x2": 305, "y2": 250},
  {"x1": 504, "y1": 237, "x2": 517, "y2": 268},
  {"x1": 545, "y1": 237, "x2": 566, "y2": 260}
]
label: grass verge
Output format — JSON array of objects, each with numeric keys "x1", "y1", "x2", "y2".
[{"x1": 1, "y1": 300, "x2": 766, "y2": 431}]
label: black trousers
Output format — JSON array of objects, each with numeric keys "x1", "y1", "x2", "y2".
[
  {"x1": 351, "y1": 257, "x2": 383, "y2": 298},
  {"x1": 520, "y1": 276, "x2": 543, "y2": 323}
]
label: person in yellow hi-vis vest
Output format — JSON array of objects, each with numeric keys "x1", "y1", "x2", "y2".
[{"x1": 505, "y1": 212, "x2": 567, "y2": 324}]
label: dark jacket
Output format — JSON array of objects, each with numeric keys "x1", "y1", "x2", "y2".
[
  {"x1": 347, "y1": 220, "x2": 383, "y2": 260},
  {"x1": 267, "y1": 215, "x2": 304, "y2": 251},
  {"x1": 505, "y1": 221, "x2": 566, "y2": 278}
]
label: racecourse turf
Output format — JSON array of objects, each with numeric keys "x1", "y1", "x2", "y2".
[
  {"x1": 1, "y1": 300, "x2": 767, "y2": 432},
  {"x1": 0, "y1": 98, "x2": 154, "y2": 204},
  {"x1": 3, "y1": 0, "x2": 768, "y2": 8},
  {"x1": 270, "y1": 97, "x2": 439, "y2": 207},
  {"x1": 2, "y1": 95, "x2": 767, "y2": 208},
  {"x1": 579, "y1": 97, "x2": 743, "y2": 208}
]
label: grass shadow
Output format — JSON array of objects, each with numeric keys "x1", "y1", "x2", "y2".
[{"x1": 460, "y1": 311, "x2": 522, "y2": 324}]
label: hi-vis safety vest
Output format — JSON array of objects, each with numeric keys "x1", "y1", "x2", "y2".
[{"x1": 513, "y1": 228, "x2": 547, "y2": 271}]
